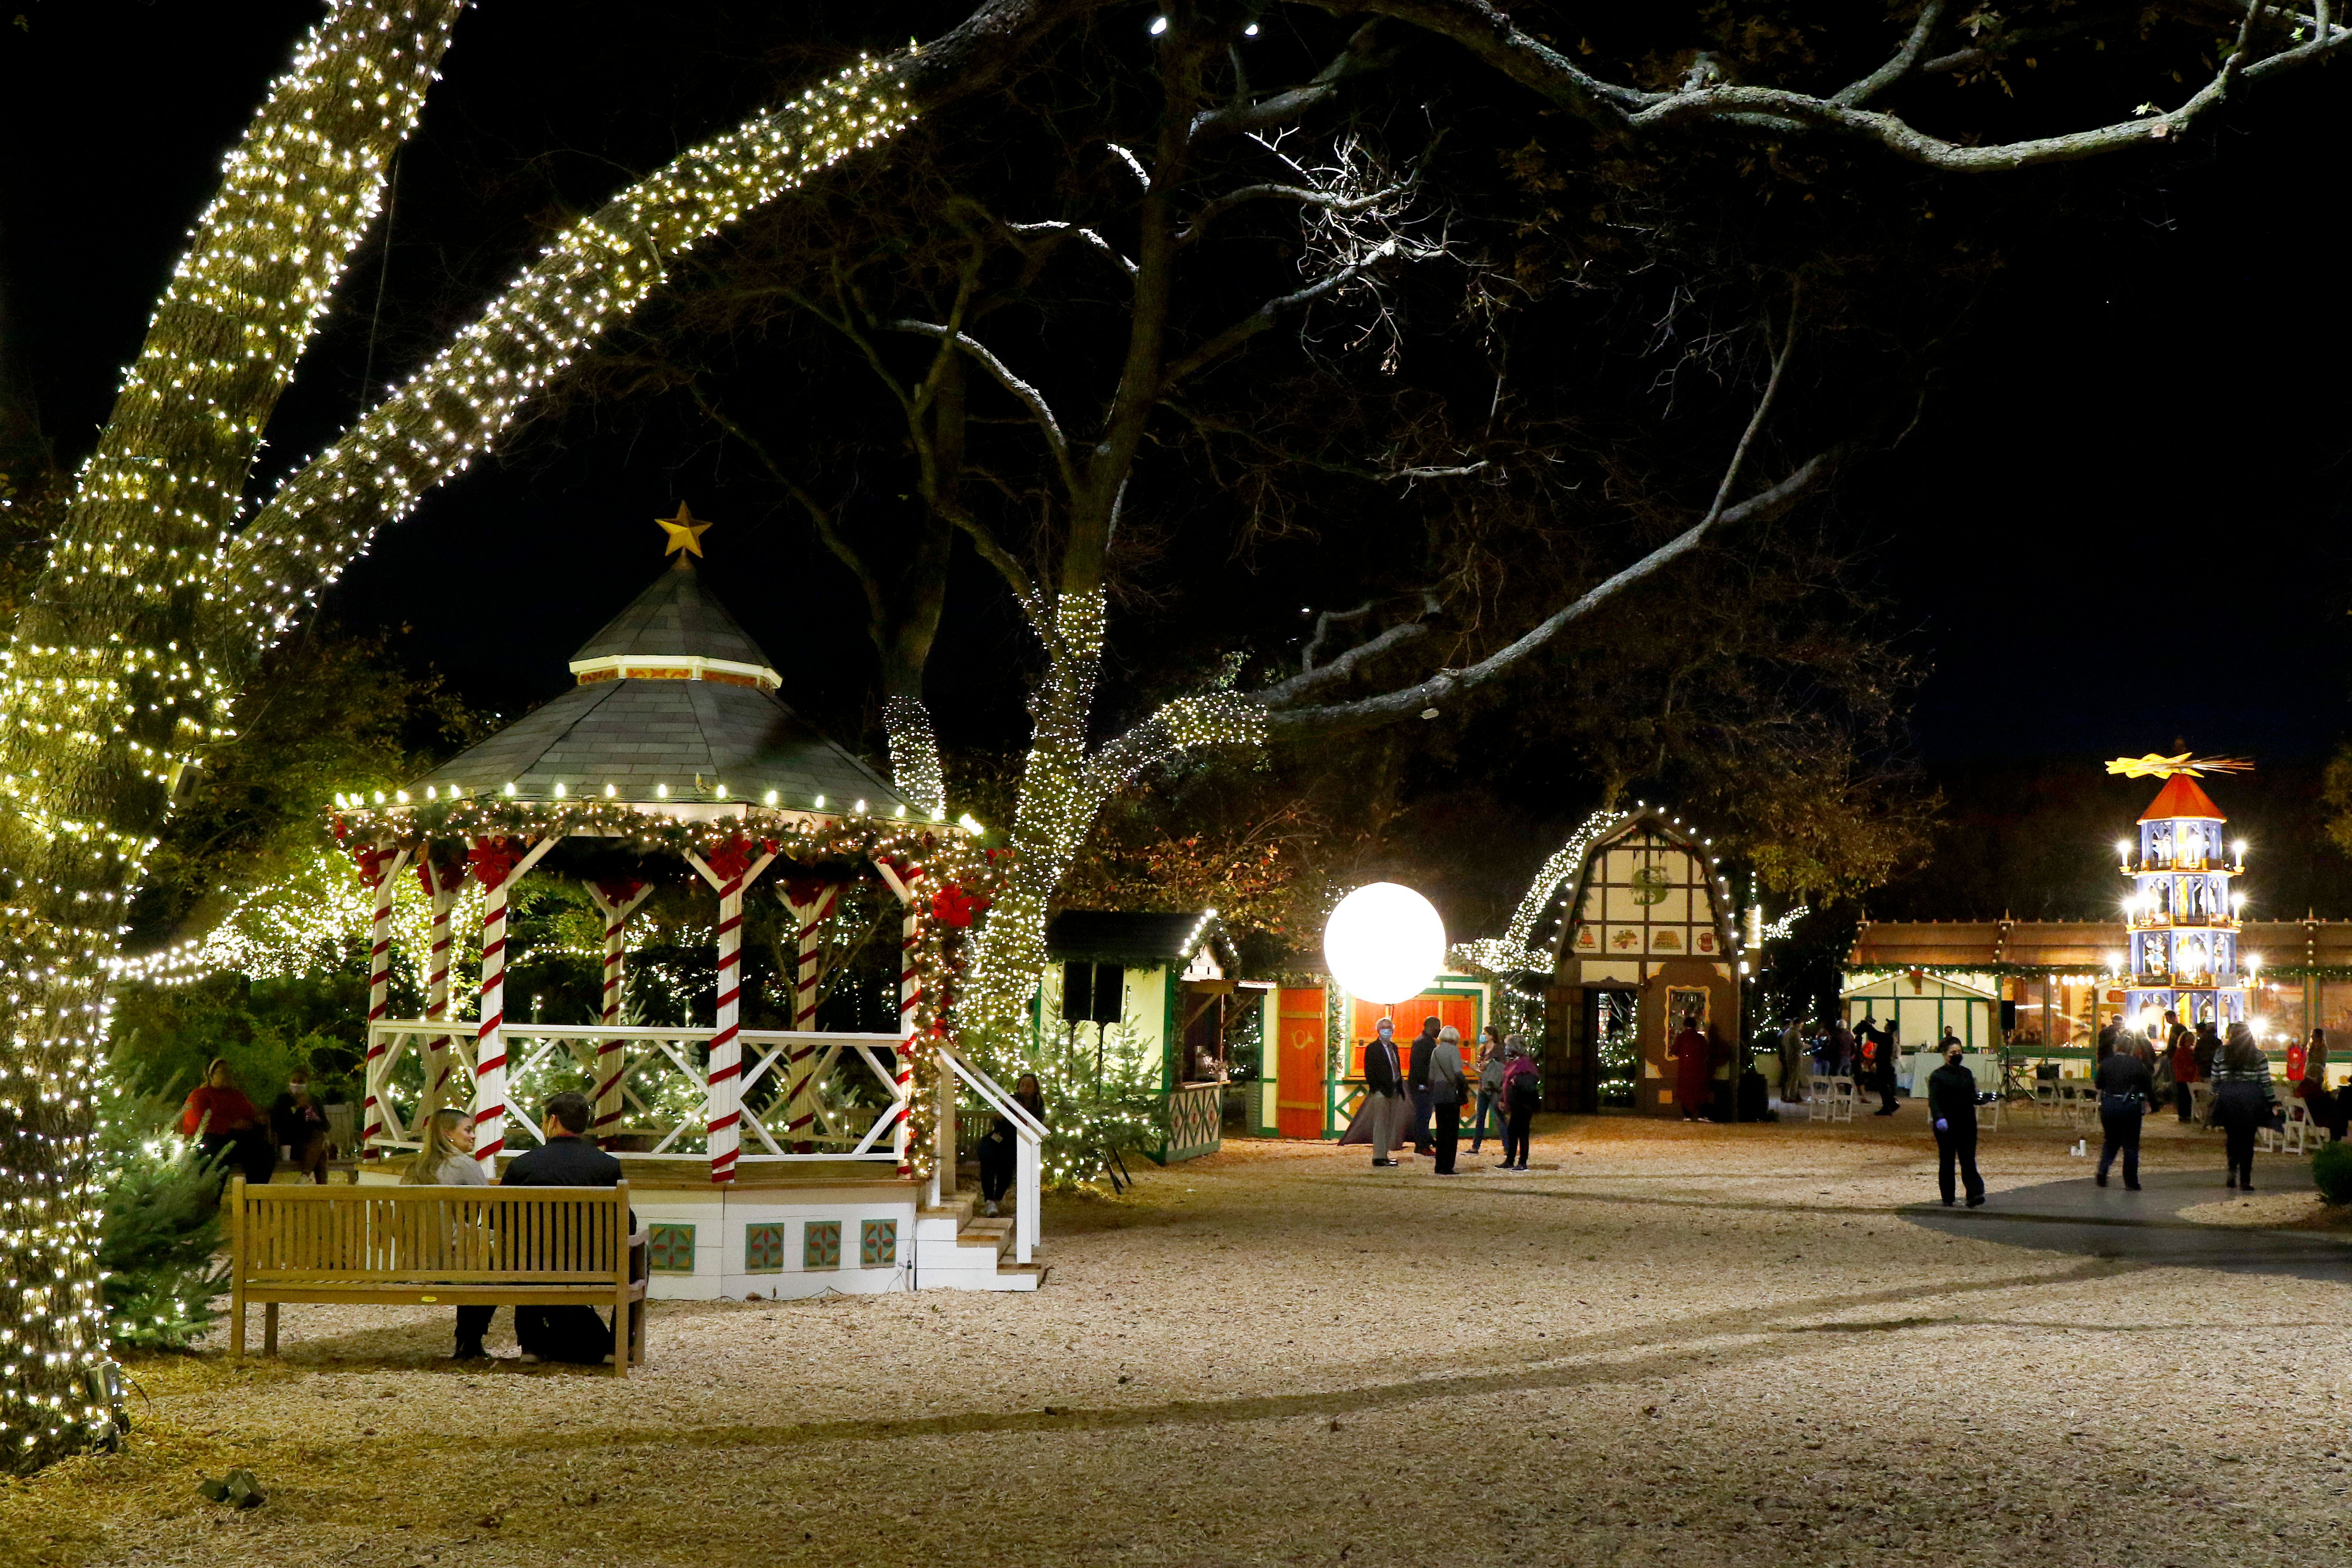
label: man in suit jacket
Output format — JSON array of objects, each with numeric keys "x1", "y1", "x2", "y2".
[
  {"x1": 502, "y1": 1090, "x2": 629, "y2": 1364},
  {"x1": 1361, "y1": 1017, "x2": 1408, "y2": 1167}
]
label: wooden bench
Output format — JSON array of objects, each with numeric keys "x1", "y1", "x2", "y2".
[{"x1": 228, "y1": 1178, "x2": 648, "y2": 1375}]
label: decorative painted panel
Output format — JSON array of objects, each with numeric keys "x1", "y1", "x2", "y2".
[
  {"x1": 648, "y1": 1223, "x2": 696, "y2": 1274},
  {"x1": 804, "y1": 1219, "x2": 842, "y2": 1269},
  {"x1": 744, "y1": 1223, "x2": 784, "y2": 1274},
  {"x1": 861, "y1": 1218, "x2": 897, "y2": 1268}
]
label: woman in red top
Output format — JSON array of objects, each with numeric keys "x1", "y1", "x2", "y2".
[{"x1": 181, "y1": 1058, "x2": 276, "y2": 1189}]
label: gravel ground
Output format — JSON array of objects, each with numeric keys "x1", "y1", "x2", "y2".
[{"x1": 9, "y1": 1105, "x2": 2351, "y2": 1568}]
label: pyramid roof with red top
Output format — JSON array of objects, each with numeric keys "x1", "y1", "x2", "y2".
[{"x1": 2138, "y1": 773, "x2": 2226, "y2": 823}]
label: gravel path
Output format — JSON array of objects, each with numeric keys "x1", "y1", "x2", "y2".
[{"x1": 9, "y1": 1106, "x2": 2350, "y2": 1567}]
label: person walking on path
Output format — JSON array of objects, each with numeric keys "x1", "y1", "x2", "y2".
[
  {"x1": 1470, "y1": 1029, "x2": 1507, "y2": 1154},
  {"x1": 1927, "y1": 1038, "x2": 1986, "y2": 1208},
  {"x1": 1407, "y1": 1014, "x2": 1441, "y2": 1156},
  {"x1": 1427, "y1": 1024, "x2": 1468, "y2": 1173},
  {"x1": 2093, "y1": 1034, "x2": 2155, "y2": 1189},
  {"x1": 1354, "y1": 1017, "x2": 1409, "y2": 1167},
  {"x1": 2211, "y1": 1023, "x2": 2277, "y2": 1191},
  {"x1": 1670, "y1": 1014, "x2": 1711, "y2": 1120},
  {"x1": 2168, "y1": 1022, "x2": 2201, "y2": 1123},
  {"x1": 1499, "y1": 1039, "x2": 1539, "y2": 1170}
]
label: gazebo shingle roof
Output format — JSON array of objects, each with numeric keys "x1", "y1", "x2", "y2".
[{"x1": 409, "y1": 561, "x2": 913, "y2": 817}]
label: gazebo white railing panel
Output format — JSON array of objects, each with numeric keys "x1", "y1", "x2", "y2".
[{"x1": 366, "y1": 1020, "x2": 908, "y2": 1165}]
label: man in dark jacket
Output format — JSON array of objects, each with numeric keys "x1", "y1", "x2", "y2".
[
  {"x1": 1926, "y1": 1040, "x2": 1986, "y2": 1208},
  {"x1": 2092, "y1": 1041, "x2": 2154, "y2": 1190},
  {"x1": 1406, "y1": 1015, "x2": 1441, "y2": 1156},
  {"x1": 2191, "y1": 1017, "x2": 2219, "y2": 1080},
  {"x1": 1357, "y1": 1017, "x2": 1407, "y2": 1167},
  {"x1": 492, "y1": 1091, "x2": 629, "y2": 1364},
  {"x1": 2095, "y1": 1017, "x2": 2120, "y2": 1063}
]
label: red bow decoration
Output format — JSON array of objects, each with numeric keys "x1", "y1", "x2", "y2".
[
  {"x1": 931, "y1": 885, "x2": 990, "y2": 929},
  {"x1": 594, "y1": 877, "x2": 646, "y2": 908},
  {"x1": 415, "y1": 853, "x2": 466, "y2": 897},
  {"x1": 704, "y1": 836, "x2": 760, "y2": 884},
  {"x1": 782, "y1": 875, "x2": 838, "y2": 909},
  {"x1": 468, "y1": 836, "x2": 527, "y2": 891},
  {"x1": 349, "y1": 844, "x2": 392, "y2": 888}
]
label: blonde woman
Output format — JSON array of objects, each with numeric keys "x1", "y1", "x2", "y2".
[
  {"x1": 402, "y1": 1109, "x2": 492, "y2": 1360},
  {"x1": 402, "y1": 1108, "x2": 487, "y2": 1188}
]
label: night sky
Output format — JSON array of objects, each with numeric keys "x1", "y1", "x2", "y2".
[{"x1": 6, "y1": 4, "x2": 2351, "y2": 923}]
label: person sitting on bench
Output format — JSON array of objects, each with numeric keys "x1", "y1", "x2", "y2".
[{"x1": 458, "y1": 1091, "x2": 630, "y2": 1365}]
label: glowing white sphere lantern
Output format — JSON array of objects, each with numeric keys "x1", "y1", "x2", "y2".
[{"x1": 1323, "y1": 882, "x2": 1446, "y2": 1004}]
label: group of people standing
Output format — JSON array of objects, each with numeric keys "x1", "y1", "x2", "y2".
[
  {"x1": 2090, "y1": 1011, "x2": 2340, "y2": 1193},
  {"x1": 1351, "y1": 1016, "x2": 1539, "y2": 1173}
]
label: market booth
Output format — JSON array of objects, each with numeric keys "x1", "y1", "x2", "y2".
[
  {"x1": 1038, "y1": 910, "x2": 1273, "y2": 1163},
  {"x1": 1257, "y1": 971, "x2": 1493, "y2": 1142},
  {"x1": 332, "y1": 526, "x2": 1041, "y2": 1297}
]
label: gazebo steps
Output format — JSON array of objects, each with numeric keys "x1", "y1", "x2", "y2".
[{"x1": 914, "y1": 1192, "x2": 1044, "y2": 1290}]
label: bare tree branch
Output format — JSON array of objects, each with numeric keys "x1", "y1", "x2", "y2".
[
  {"x1": 1831, "y1": 0, "x2": 1948, "y2": 107},
  {"x1": 1160, "y1": 242, "x2": 1400, "y2": 391},
  {"x1": 889, "y1": 319, "x2": 1079, "y2": 495},
  {"x1": 1007, "y1": 219, "x2": 1138, "y2": 276},
  {"x1": 1313, "y1": 0, "x2": 2351, "y2": 171},
  {"x1": 1256, "y1": 591, "x2": 1444, "y2": 706},
  {"x1": 1259, "y1": 451, "x2": 1837, "y2": 734},
  {"x1": 1177, "y1": 176, "x2": 1415, "y2": 245}
]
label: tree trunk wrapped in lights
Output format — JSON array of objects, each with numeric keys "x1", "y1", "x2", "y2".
[{"x1": 0, "y1": 0, "x2": 465, "y2": 1469}]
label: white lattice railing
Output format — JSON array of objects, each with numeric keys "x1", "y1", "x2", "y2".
[
  {"x1": 938, "y1": 1041, "x2": 1042, "y2": 1264},
  {"x1": 366, "y1": 1020, "x2": 907, "y2": 1165}
]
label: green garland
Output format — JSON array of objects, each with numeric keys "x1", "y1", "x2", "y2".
[{"x1": 330, "y1": 797, "x2": 1008, "y2": 1180}]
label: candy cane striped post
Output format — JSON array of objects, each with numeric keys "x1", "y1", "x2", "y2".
[
  {"x1": 873, "y1": 858, "x2": 924, "y2": 1189},
  {"x1": 779, "y1": 880, "x2": 841, "y2": 1151},
  {"x1": 357, "y1": 845, "x2": 412, "y2": 1160},
  {"x1": 416, "y1": 855, "x2": 464, "y2": 1125},
  {"x1": 469, "y1": 835, "x2": 556, "y2": 1177},
  {"x1": 686, "y1": 842, "x2": 777, "y2": 1184},
  {"x1": 585, "y1": 879, "x2": 650, "y2": 1144}
]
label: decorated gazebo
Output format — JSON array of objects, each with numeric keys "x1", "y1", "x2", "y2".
[{"x1": 327, "y1": 513, "x2": 1041, "y2": 1296}]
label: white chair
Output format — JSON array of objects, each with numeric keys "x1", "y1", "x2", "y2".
[
  {"x1": 1976, "y1": 1094, "x2": 2003, "y2": 1133},
  {"x1": 1804, "y1": 1076, "x2": 1834, "y2": 1123},
  {"x1": 1828, "y1": 1077, "x2": 1857, "y2": 1124}
]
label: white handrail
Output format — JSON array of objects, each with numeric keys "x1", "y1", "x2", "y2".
[{"x1": 937, "y1": 1042, "x2": 1042, "y2": 1265}]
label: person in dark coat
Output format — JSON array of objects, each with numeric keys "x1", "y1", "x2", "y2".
[
  {"x1": 2295, "y1": 1029, "x2": 2344, "y2": 1142},
  {"x1": 2092, "y1": 1035, "x2": 2155, "y2": 1190},
  {"x1": 1406, "y1": 1015, "x2": 1441, "y2": 1156},
  {"x1": 1857, "y1": 1015, "x2": 1898, "y2": 1115},
  {"x1": 1499, "y1": 1040, "x2": 1539, "y2": 1171},
  {"x1": 2192, "y1": 1019, "x2": 2221, "y2": 1081},
  {"x1": 1669, "y1": 1016, "x2": 1711, "y2": 1120},
  {"x1": 2210, "y1": 1024, "x2": 2276, "y2": 1192},
  {"x1": 270, "y1": 1069, "x2": 332, "y2": 1185},
  {"x1": 1348, "y1": 1017, "x2": 1408, "y2": 1167},
  {"x1": 2096, "y1": 1017, "x2": 2120, "y2": 1063},
  {"x1": 1926, "y1": 1039, "x2": 1986, "y2": 1208},
  {"x1": 2167, "y1": 1020, "x2": 2201, "y2": 1122},
  {"x1": 978, "y1": 1073, "x2": 1045, "y2": 1218},
  {"x1": 469, "y1": 1090, "x2": 630, "y2": 1364}
]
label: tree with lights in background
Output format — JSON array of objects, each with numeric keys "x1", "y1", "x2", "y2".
[{"x1": 0, "y1": 0, "x2": 2345, "y2": 1470}]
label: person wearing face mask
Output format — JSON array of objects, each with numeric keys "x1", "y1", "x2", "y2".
[{"x1": 1348, "y1": 1017, "x2": 1409, "y2": 1168}]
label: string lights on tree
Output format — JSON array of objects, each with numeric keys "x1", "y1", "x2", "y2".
[{"x1": 0, "y1": 0, "x2": 464, "y2": 1467}]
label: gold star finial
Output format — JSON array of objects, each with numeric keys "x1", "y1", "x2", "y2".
[{"x1": 655, "y1": 502, "x2": 713, "y2": 560}]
